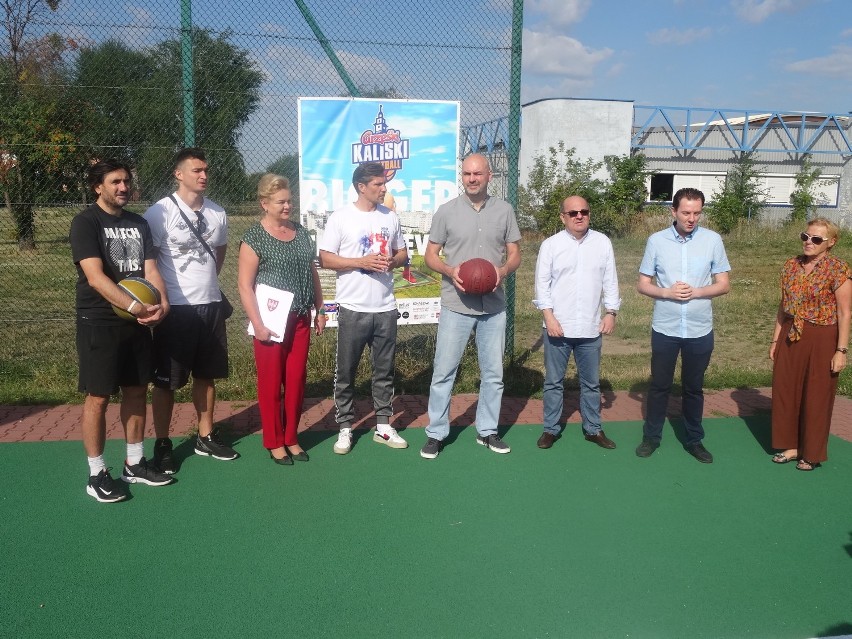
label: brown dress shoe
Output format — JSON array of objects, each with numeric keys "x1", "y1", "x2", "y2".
[
  {"x1": 537, "y1": 432, "x2": 559, "y2": 449},
  {"x1": 584, "y1": 430, "x2": 616, "y2": 449}
]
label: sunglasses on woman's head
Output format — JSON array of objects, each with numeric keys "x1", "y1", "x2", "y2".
[{"x1": 801, "y1": 232, "x2": 829, "y2": 245}]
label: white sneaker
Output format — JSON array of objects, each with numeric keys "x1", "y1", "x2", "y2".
[
  {"x1": 373, "y1": 426, "x2": 408, "y2": 449},
  {"x1": 333, "y1": 428, "x2": 352, "y2": 455}
]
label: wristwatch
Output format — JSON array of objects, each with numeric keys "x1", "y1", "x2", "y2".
[{"x1": 605, "y1": 310, "x2": 617, "y2": 317}]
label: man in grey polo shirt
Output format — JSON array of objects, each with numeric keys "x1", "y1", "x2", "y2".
[{"x1": 420, "y1": 153, "x2": 522, "y2": 459}]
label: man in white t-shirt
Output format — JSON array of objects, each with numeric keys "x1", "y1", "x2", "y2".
[
  {"x1": 318, "y1": 162, "x2": 409, "y2": 454},
  {"x1": 144, "y1": 148, "x2": 238, "y2": 472}
]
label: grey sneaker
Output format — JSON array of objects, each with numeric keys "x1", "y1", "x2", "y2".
[
  {"x1": 121, "y1": 457, "x2": 175, "y2": 486},
  {"x1": 420, "y1": 437, "x2": 443, "y2": 459},
  {"x1": 476, "y1": 434, "x2": 510, "y2": 454},
  {"x1": 195, "y1": 429, "x2": 239, "y2": 461},
  {"x1": 86, "y1": 468, "x2": 126, "y2": 503}
]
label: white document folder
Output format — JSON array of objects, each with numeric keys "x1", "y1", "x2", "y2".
[{"x1": 247, "y1": 283, "x2": 294, "y2": 343}]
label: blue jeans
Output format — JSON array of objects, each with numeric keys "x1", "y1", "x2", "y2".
[
  {"x1": 643, "y1": 329, "x2": 714, "y2": 446},
  {"x1": 542, "y1": 331, "x2": 603, "y2": 436},
  {"x1": 426, "y1": 309, "x2": 506, "y2": 440}
]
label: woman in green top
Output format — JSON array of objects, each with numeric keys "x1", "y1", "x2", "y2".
[{"x1": 238, "y1": 174, "x2": 326, "y2": 465}]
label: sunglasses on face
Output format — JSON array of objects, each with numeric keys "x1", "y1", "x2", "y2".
[
  {"x1": 800, "y1": 232, "x2": 829, "y2": 245},
  {"x1": 561, "y1": 209, "x2": 590, "y2": 218}
]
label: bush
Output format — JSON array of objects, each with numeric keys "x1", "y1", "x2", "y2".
[
  {"x1": 704, "y1": 154, "x2": 767, "y2": 234},
  {"x1": 789, "y1": 155, "x2": 824, "y2": 223},
  {"x1": 518, "y1": 142, "x2": 605, "y2": 236}
]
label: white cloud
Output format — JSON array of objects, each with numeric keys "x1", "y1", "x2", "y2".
[
  {"x1": 260, "y1": 23, "x2": 288, "y2": 35},
  {"x1": 730, "y1": 0, "x2": 810, "y2": 24},
  {"x1": 785, "y1": 45, "x2": 852, "y2": 79},
  {"x1": 122, "y1": 5, "x2": 157, "y2": 44},
  {"x1": 419, "y1": 146, "x2": 448, "y2": 155},
  {"x1": 522, "y1": 29, "x2": 613, "y2": 78},
  {"x1": 262, "y1": 45, "x2": 400, "y2": 93},
  {"x1": 842, "y1": 28, "x2": 852, "y2": 38},
  {"x1": 647, "y1": 27, "x2": 713, "y2": 46},
  {"x1": 521, "y1": 76, "x2": 593, "y2": 103},
  {"x1": 525, "y1": 0, "x2": 591, "y2": 28}
]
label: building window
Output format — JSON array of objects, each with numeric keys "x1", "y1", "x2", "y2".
[{"x1": 649, "y1": 174, "x2": 674, "y2": 201}]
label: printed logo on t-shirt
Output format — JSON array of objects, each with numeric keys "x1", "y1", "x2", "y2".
[
  {"x1": 104, "y1": 227, "x2": 143, "y2": 273},
  {"x1": 359, "y1": 228, "x2": 390, "y2": 274}
]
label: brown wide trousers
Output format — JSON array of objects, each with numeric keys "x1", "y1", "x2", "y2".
[{"x1": 771, "y1": 319, "x2": 839, "y2": 463}]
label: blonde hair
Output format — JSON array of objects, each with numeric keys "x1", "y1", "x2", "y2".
[
  {"x1": 257, "y1": 173, "x2": 290, "y2": 201},
  {"x1": 808, "y1": 217, "x2": 839, "y2": 245}
]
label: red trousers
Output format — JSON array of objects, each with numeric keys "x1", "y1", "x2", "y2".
[
  {"x1": 253, "y1": 313, "x2": 311, "y2": 450},
  {"x1": 771, "y1": 319, "x2": 838, "y2": 463}
]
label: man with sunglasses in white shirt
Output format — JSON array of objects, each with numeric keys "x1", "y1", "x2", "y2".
[{"x1": 533, "y1": 195, "x2": 621, "y2": 451}]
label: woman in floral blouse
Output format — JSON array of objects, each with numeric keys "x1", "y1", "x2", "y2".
[
  {"x1": 769, "y1": 218, "x2": 851, "y2": 470},
  {"x1": 238, "y1": 174, "x2": 326, "y2": 465}
]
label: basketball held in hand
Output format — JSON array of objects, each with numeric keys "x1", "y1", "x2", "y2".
[
  {"x1": 112, "y1": 277, "x2": 161, "y2": 320},
  {"x1": 457, "y1": 258, "x2": 498, "y2": 295}
]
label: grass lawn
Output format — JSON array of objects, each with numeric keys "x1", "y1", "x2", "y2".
[{"x1": 1, "y1": 207, "x2": 850, "y2": 404}]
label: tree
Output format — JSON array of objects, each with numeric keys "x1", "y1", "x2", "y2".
[
  {"x1": 789, "y1": 155, "x2": 825, "y2": 223},
  {"x1": 74, "y1": 29, "x2": 263, "y2": 204},
  {"x1": 597, "y1": 153, "x2": 651, "y2": 236},
  {"x1": 0, "y1": 0, "x2": 80, "y2": 250},
  {"x1": 704, "y1": 153, "x2": 768, "y2": 234},
  {"x1": 518, "y1": 142, "x2": 605, "y2": 236}
]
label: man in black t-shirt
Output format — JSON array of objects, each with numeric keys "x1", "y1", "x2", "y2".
[{"x1": 70, "y1": 159, "x2": 174, "y2": 502}]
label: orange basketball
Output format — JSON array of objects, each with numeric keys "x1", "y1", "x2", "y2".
[{"x1": 457, "y1": 258, "x2": 497, "y2": 295}]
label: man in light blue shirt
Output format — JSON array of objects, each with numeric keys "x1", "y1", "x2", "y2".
[
  {"x1": 636, "y1": 188, "x2": 731, "y2": 463},
  {"x1": 533, "y1": 195, "x2": 621, "y2": 450}
]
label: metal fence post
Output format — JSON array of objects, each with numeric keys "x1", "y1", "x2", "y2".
[
  {"x1": 505, "y1": 0, "x2": 523, "y2": 360},
  {"x1": 181, "y1": 0, "x2": 195, "y2": 146}
]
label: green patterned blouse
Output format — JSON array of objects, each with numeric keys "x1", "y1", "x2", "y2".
[{"x1": 241, "y1": 221, "x2": 317, "y2": 314}]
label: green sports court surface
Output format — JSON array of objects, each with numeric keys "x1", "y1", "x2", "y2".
[{"x1": 2, "y1": 417, "x2": 851, "y2": 638}]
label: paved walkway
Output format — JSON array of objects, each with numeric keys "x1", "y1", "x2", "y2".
[{"x1": 2, "y1": 388, "x2": 852, "y2": 444}]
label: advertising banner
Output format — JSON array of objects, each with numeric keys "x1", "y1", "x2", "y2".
[{"x1": 298, "y1": 98, "x2": 460, "y2": 326}]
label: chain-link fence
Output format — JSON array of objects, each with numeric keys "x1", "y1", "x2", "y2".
[{"x1": 0, "y1": 0, "x2": 522, "y2": 403}]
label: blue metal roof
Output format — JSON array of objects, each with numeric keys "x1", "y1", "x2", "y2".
[{"x1": 460, "y1": 103, "x2": 852, "y2": 157}]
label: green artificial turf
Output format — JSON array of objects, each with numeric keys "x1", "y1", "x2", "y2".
[{"x1": 2, "y1": 417, "x2": 851, "y2": 638}]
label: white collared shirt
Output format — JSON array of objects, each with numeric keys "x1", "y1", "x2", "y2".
[{"x1": 533, "y1": 229, "x2": 621, "y2": 338}]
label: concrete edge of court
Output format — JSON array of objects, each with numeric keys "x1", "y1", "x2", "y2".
[{"x1": 3, "y1": 387, "x2": 852, "y2": 445}]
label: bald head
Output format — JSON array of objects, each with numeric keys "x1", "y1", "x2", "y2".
[
  {"x1": 462, "y1": 154, "x2": 492, "y2": 203},
  {"x1": 560, "y1": 195, "x2": 591, "y2": 239}
]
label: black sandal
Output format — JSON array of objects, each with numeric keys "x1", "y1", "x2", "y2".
[
  {"x1": 796, "y1": 459, "x2": 821, "y2": 471},
  {"x1": 771, "y1": 452, "x2": 797, "y2": 464}
]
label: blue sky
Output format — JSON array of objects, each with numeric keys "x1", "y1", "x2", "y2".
[
  {"x1": 40, "y1": 0, "x2": 851, "y2": 172},
  {"x1": 522, "y1": 0, "x2": 851, "y2": 113}
]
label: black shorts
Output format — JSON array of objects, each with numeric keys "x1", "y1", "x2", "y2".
[
  {"x1": 152, "y1": 302, "x2": 229, "y2": 390},
  {"x1": 77, "y1": 321, "x2": 153, "y2": 396}
]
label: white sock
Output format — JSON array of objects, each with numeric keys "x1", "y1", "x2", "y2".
[
  {"x1": 87, "y1": 455, "x2": 106, "y2": 477},
  {"x1": 126, "y1": 442, "x2": 144, "y2": 466}
]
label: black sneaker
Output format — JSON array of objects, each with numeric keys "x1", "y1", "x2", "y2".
[
  {"x1": 420, "y1": 437, "x2": 443, "y2": 459},
  {"x1": 195, "y1": 428, "x2": 240, "y2": 461},
  {"x1": 121, "y1": 457, "x2": 175, "y2": 486},
  {"x1": 476, "y1": 434, "x2": 511, "y2": 454},
  {"x1": 153, "y1": 438, "x2": 176, "y2": 474},
  {"x1": 86, "y1": 468, "x2": 126, "y2": 503},
  {"x1": 635, "y1": 439, "x2": 660, "y2": 458}
]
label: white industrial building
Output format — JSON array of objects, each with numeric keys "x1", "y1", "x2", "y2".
[{"x1": 462, "y1": 98, "x2": 852, "y2": 226}]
